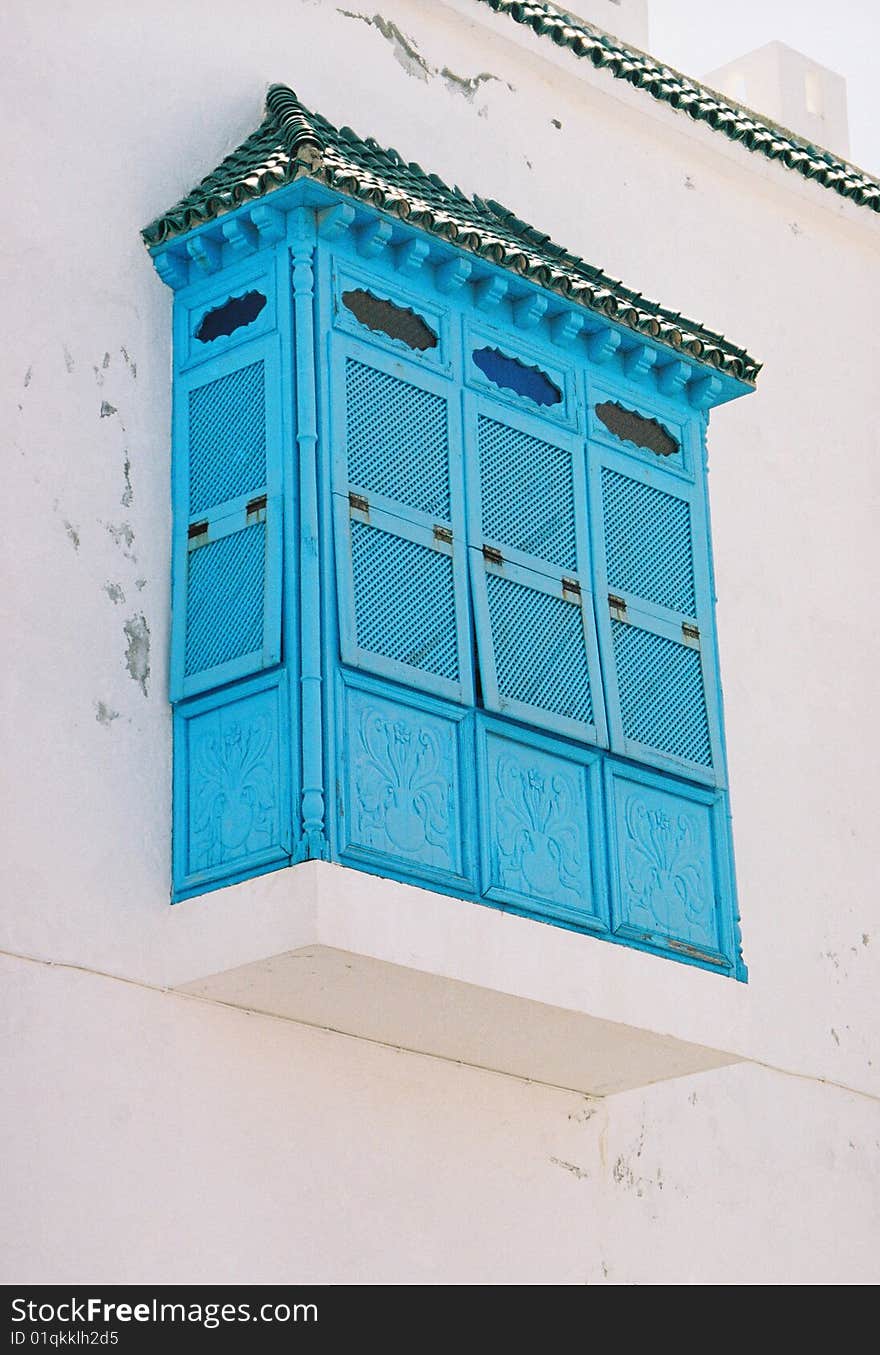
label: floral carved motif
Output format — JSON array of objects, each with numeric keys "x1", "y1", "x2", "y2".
[
  {"x1": 190, "y1": 703, "x2": 277, "y2": 871},
  {"x1": 621, "y1": 794, "x2": 710, "y2": 932},
  {"x1": 353, "y1": 706, "x2": 455, "y2": 870},
  {"x1": 493, "y1": 753, "x2": 583, "y2": 904}
]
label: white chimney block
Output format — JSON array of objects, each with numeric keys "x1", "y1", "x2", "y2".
[{"x1": 703, "y1": 41, "x2": 850, "y2": 158}]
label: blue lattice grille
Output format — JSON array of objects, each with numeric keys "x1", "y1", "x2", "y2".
[
  {"x1": 345, "y1": 360, "x2": 450, "y2": 518},
  {"x1": 188, "y1": 362, "x2": 266, "y2": 515},
  {"x1": 485, "y1": 573, "x2": 593, "y2": 725},
  {"x1": 612, "y1": 621, "x2": 711, "y2": 765},
  {"x1": 478, "y1": 416, "x2": 577, "y2": 570},
  {"x1": 350, "y1": 520, "x2": 459, "y2": 680},
  {"x1": 602, "y1": 468, "x2": 696, "y2": 616},
  {"x1": 185, "y1": 524, "x2": 265, "y2": 676}
]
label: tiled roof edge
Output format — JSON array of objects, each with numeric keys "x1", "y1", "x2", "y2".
[
  {"x1": 142, "y1": 86, "x2": 760, "y2": 385},
  {"x1": 476, "y1": 0, "x2": 880, "y2": 214}
]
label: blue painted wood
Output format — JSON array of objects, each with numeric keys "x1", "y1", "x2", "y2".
[
  {"x1": 337, "y1": 671, "x2": 477, "y2": 892},
  {"x1": 160, "y1": 185, "x2": 744, "y2": 978},
  {"x1": 464, "y1": 318, "x2": 577, "y2": 431},
  {"x1": 274, "y1": 235, "x2": 302, "y2": 862},
  {"x1": 330, "y1": 257, "x2": 451, "y2": 375},
  {"x1": 696, "y1": 408, "x2": 746, "y2": 979},
  {"x1": 329, "y1": 332, "x2": 474, "y2": 705},
  {"x1": 587, "y1": 438, "x2": 724, "y2": 786},
  {"x1": 172, "y1": 670, "x2": 292, "y2": 900},
  {"x1": 170, "y1": 336, "x2": 283, "y2": 702},
  {"x1": 603, "y1": 758, "x2": 735, "y2": 971},
  {"x1": 586, "y1": 376, "x2": 693, "y2": 482},
  {"x1": 290, "y1": 209, "x2": 328, "y2": 860},
  {"x1": 476, "y1": 716, "x2": 608, "y2": 931},
  {"x1": 464, "y1": 391, "x2": 608, "y2": 747},
  {"x1": 176, "y1": 255, "x2": 277, "y2": 373}
]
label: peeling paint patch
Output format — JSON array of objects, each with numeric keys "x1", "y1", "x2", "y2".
[
  {"x1": 63, "y1": 520, "x2": 80, "y2": 551},
  {"x1": 790, "y1": 221, "x2": 803, "y2": 235},
  {"x1": 63, "y1": 346, "x2": 75, "y2": 373},
  {"x1": 551, "y1": 117, "x2": 562, "y2": 129},
  {"x1": 339, "y1": 11, "x2": 431, "y2": 80},
  {"x1": 106, "y1": 521, "x2": 135, "y2": 555},
  {"x1": 550, "y1": 1156, "x2": 589, "y2": 1180},
  {"x1": 135, "y1": 577, "x2": 147, "y2": 591},
  {"x1": 123, "y1": 615, "x2": 151, "y2": 697},
  {"x1": 102, "y1": 352, "x2": 111, "y2": 369},
  {"x1": 831, "y1": 1028, "x2": 840, "y2": 1046},
  {"x1": 440, "y1": 67, "x2": 503, "y2": 101},
  {"x1": 103, "y1": 582, "x2": 125, "y2": 605},
  {"x1": 94, "y1": 701, "x2": 119, "y2": 727},
  {"x1": 23, "y1": 365, "x2": 33, "y2": 388},
  {"x1": 684, "y1": 175, "x2": 696, "y2": 190},
  {"x1": 121, "y1": 451, "x2": 133, "y2": 508},
  {"x1": 100, "y1": 400, "x2": 118, "y2": 419},
  {"x1": 121, "y1": 347, "x2": 137, "y2": 378},
  {"x1": 567, "y1": 1100, "x2": 598, "y2": 1124},
  {"x1": 611, "y1": 1124, "x2": 654, "y2": 1194},
  {"x1": 862, "y1": 933, "x2": 870, "y2": 947}
]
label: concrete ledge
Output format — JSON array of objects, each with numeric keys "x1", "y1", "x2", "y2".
[{"x1": 172, "y1": 860, "x2": 746, "y2": 1094}]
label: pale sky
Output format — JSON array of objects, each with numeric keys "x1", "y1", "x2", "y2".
[{"x1": 649, "y1": 0, "x2": 880, "y2": 172}]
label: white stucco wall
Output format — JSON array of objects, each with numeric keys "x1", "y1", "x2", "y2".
[{"x1": 3, "y1": 0, "x2": 878, "y2": 1283}]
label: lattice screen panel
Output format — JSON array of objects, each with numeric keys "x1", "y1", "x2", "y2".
[
  {"x1": 602, "y1": 468, "x2": 696, "y2": 616},
  {"x1": 611, "y1": 620, "x2": 712, "y2": 766},
  {"x1": 478, "y1": 415, "x2": 577, "y2": 571},
  {"x1": 184, "y1": 523, "x2": 266, "y2": 677},
  {"x1": 188, "y1": 362, "x2": 266, "y2": 514},
  {"x1": 350, "y1": 519, "x2": 459, "y2": 681},
  {"x1": 485, "y1": 572, "x2": 593, "y2": 725},
  {"x1": 345, "y1": 359, "x2": 450, "y2": 518}
]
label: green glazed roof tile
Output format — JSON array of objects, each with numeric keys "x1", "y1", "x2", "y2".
[
  {"x1": 477, "y1": 0, "x2": 880, "y2": 213},
  {"x1": 143, "y1": 85, "x2": 760, "y2": 384}
]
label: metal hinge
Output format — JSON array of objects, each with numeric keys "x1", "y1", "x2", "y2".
[
  {"x1": 562, "y1": 577, "x2": 581, "y2": 598},
  {"x1": 349, "y1": 492, "x2": 369, "y2": 515},
  {"x1": 187, "y1": 520, "x2": 209, "y2": 547},
  {"x1": 608, "y1": 593, "x2": 628, "y2": 621},
  {"x1": 482, "y1": 544, "x2": 503, "y2": 566},
  {"x1": 681, "y1": 621, "x2": 701, "y2": 649},
  {"x1": 433, "y1": 525, "x2": 453, "y2": 546},
  {"x1": 246, "y1": 493, "x2": 267, "y2": 520}
]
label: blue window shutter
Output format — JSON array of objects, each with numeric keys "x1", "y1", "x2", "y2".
[
  {"x1": 170, "y1": 342, "x2": 282, "y2": 701},
  {"x1": 465, "y1": 395, "x2": 607, "y2": 746},
  {"x1": 331, "y1": 336, "x2": 473, "y2": 704},
  {"x1": 589, "y1": 449, "x2": 724, "y2": 785}
]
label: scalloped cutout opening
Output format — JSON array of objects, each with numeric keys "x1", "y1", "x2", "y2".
[
  {"x1": 595, "y1": 401, "x2": 679, "y2": 458},
  {"x1": 472, "y1": 347, "x2": 562, "y2": 407},
  {"x1": 196, "y1": 291, "x2": 267, "y2": 343},
  {"x1": 342, "y1": 289, "x2": 438, "y2": 351}
]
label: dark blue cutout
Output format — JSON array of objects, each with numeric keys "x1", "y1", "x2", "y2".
[
  {"x1": 472, "y1": 347, "x2": 562, "y2": 407},
  {"x1": 196, "y1": 291, "x2": 267, "y2": 343}
]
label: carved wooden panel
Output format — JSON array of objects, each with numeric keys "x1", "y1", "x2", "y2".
[
  {"x1": 174, "y1": 673, "x2": 291, "y2": 897},
  {"x1": 606, "y1": 762, "x2": 731, "y2": 968},
  {"x1": 477, "y1": 720, "x2": 607, "y2": 930},
  {"x1": 339, "y1": 678, "x2": 475, "y2": 890}
]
